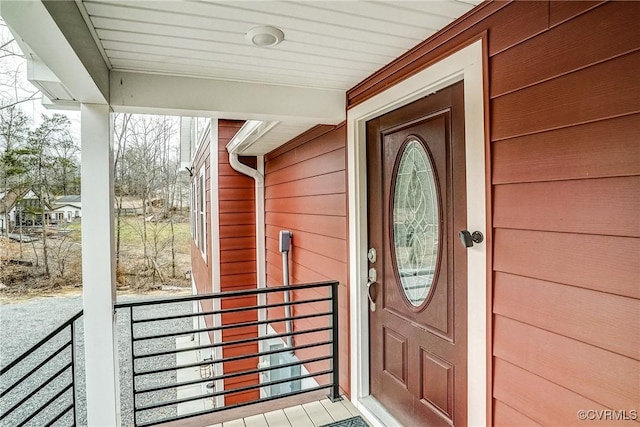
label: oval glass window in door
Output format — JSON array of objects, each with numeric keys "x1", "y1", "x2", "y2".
[{"x1": 392, "y1": 139, "x2": 440, "y2": 307}]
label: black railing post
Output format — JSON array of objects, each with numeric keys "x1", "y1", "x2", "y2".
[
  {"x1": 328, "y1": 281, "x2": 341, "y2": 402},
  {"x1": 129, "y1": 306, "x2": 137, "y2": 426},
  {"x1": 70, "y1": 319, "x2": 77, "y2": 427}
]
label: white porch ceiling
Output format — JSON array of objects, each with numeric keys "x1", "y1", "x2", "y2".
[
  {"x1": 78, "y1": 0, "x2": 479, "y2": 91},
  {"x1": 3, "y1": 0, "x2": 481, "y2": 155}
]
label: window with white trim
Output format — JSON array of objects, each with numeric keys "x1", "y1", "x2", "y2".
[
  {"x1": 191, "y1": 180, "x2": 197, "y2": 240},
  {"x1": 197, "y1": 166, "x2": 206, "y2": 257},
  {"x1": 191, "y1": 166, "x2": 207, "y2": 259},
  {"x1": 195, "y1": 117, "x2": 208, "y2": 147}
]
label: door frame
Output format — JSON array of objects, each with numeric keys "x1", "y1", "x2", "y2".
[{"x1": 346, "y1": 38, "x2": 489, "y2": 427}]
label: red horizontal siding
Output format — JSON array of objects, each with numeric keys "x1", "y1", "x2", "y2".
[
  {"x1": 491, "y1": 51, "x2": 640, "y2": 141},
  {"x1": 265, "y1": 171, "x2": 346, "y2": 199},
  {"x1": 266, "y1": 212, "x2": 346, "y2": 240},
  {"x1": 493, "y1": 176, "x2": 640, "y2": 237},
  {"x1": 493, "y1": 400, "x2": 541, "y2": 427},
  {"x1": 217, "y1": 120, "x2": 259, "y2": 404},
  {"x1": 267, "y1": 128, "x2": 346, "y2": 173},
  {"x1": 218, "y1": 224, "x2": 255, "y2": 239},
  {"x1": 492, "y1": 114, "x2": 640, "y2": 184},
  {"x1": 220, "y1": 249, "x2": 256, "y2": 264},
  {"x1": 219, "y1": 273, "x2": 256, "y2": 288},
  {"x1": 264, "y1": 124, "x2": 350, "y2": 396},
  {"x1": 493, "y1": 316, "x2": 639, "y2": 411},
  {"x1": 220, "y1": 261, "x2": 256, "y2": 277},
  {"x1": 494, "y1": 228, "x2": 639, "y2": 299},
  {"x1": 346, "y1": 1, "x2": 640, "y2": 423},
  {"x1": 265, "y1": 229, "x2": 347, "y2": 263},
  {"x1": 219, "y1": 212, "x2": 255, "y2": 226},
  {"x1": 489, "y1": 1, "x2": 638, "y2": 97},
  {"x1": 265, "y1": 194, "x2": 346, "y2": 216},
  {"x1": 494, "y1": 272, "x2": 639, "y2": 360},
  {"x1": 219, "y1": 187, "x2": 254, "y2": 201},
  {"x1": 493, "y1": 358, "x2": 611, "y2": 426},
  {"x1": 219, "y1": 200, "x2": 256, "y2": 213},
  {"x1": 489, "y1": 7, "x2": 640, "y2": 412},
  {"x1": 220, "y1": 236, "x2": 255, "y2": 251},
  {"x1": 549, "y1": 1, "x2": 606, "y2": 27}
]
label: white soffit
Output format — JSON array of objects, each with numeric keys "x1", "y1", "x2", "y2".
[
  {"x1": 78, "y1": 0, "x2": 478, "y2": 91},
  {"x1": 76, "y1": 0, "x2": 478, "y2": 153}
]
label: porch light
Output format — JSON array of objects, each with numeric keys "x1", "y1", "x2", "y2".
[{"x1": 246, "y1": 26, "x2": 284, "y2": 47}]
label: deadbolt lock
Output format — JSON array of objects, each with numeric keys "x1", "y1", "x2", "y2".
[{"x1": 367, "y1": 247, "x2": 377, "y2": 263}]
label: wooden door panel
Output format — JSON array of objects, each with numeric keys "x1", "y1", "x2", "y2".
[
  {"x1": 368, "y1": 82, "x2": 467, "y2": 426},
  {"x1": 383, "y1": 327, "x2": 408, "y2": 385},
  {"x1": 421, "y1": 349, "x2": 454, "y2": 418}
]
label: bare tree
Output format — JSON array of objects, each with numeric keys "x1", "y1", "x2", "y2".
[
  {"x1": 112, "y1": 114, "x2": 183, "y2": 286},
  {"x1": 0, "y1": 20, "x2": 33, "y2": 259},
  {"x1": 0, "y1": 106, "x2": 29, "y2": 238},
  {"x1": 0, "y1": 20, "x2": 40, "y2": 111},
  {"x1": 24, "y1": 114, "x2": 77, "y2": 277},
  {"x1": 113, "y1": 112, "x2": 132, "y2": 275},
  {"x1": 49, "y1": 224, "x2": 79, "y2": 278}
]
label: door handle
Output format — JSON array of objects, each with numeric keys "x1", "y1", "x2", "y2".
[{"x1": 367, "y1": 267, "x2": 377, "y2": 312}]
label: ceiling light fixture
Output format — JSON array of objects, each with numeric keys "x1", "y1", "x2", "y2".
[{"x1": 246, "y1": 26, "x2": 285, "y2": 47}]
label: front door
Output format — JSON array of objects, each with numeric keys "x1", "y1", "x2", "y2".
[{"x1": 366, "y1": 82, "x2": 467, "y2": 426}]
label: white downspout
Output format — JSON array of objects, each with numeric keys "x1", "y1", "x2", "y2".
[{"x1": 227, "y1": 151, "x2": 266, "y2": 308}]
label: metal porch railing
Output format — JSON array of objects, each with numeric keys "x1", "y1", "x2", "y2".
[
  {"x1": 0, "y1": 310, "x2": 84, "y2": 427},
  {"x1": 115, "y1": 280, "x2": 340, "y2": 427}
]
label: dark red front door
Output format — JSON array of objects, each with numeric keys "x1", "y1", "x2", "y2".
[{"x1": 367, "y1": 82, "x2": 467, "y2": 426}]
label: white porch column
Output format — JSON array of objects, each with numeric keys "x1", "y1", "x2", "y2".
[{"x1": 80, "y1": 103, "x2": 120, "y2": 426}]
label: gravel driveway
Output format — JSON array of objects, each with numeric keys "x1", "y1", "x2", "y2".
[{"x1": 0, "y1": 293, "x2": 192, "y2": 427}]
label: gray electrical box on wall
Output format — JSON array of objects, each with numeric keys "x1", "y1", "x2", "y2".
[{"x1": 279, "y1": 230, "x2": 292, "y2": 253}]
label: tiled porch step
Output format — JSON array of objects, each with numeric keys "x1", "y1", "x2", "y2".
[{"x1": 207, "y1": 398, "x2": 364, "y2": 427}]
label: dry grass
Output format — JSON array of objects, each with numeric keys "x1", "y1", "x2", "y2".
[
  {"x1": 114, "y1": 216, "x2": 191, "y2": 291},
  {"x1": 0, "y1": 216, "x2": 192, "y2": 298}
]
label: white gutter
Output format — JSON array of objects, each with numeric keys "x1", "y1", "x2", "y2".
[{"x1": 226, "y1": 120, "x2": 279, "y2": 154}]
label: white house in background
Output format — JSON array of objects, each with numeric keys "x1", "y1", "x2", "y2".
[
  {"x1": 1, "y1": 192, "x2": 82, "y2": 227},
  {"x1": 0, "y1": 188, "x2": 29, "y2": 232},
  {"x1": 48, "y1": 195, "x2": 82, "y2": 223}
]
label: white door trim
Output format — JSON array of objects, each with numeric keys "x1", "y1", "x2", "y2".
[{"x1": 347, "y1": 39, "x2": 487, "y2": 427}]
